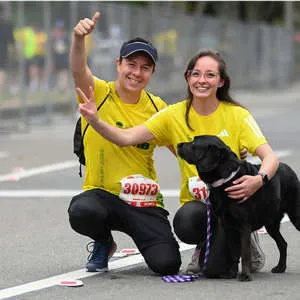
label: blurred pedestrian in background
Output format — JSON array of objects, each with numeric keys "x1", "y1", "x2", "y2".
[
  {"x1": 33, "y1": 25, "x2": 48, "y2": 90},
  {"x1": 52, "y1": 19, "x2": 69, "y2": 93},
  {"x1": 0, "y1": 4, "x2": 14, "y2": 101},
  {"x1": 153, "y1": 28, "x2": 177, "y2": 81},
  {"x1": 14, "y1": 24, "x2": 37, "y2": 90}
]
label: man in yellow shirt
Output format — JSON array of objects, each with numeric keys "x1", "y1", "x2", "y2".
[{"x1": 68, "y1": 12, "x2": 181, "y2": 275}]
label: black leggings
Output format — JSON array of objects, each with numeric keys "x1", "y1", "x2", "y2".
[
  {"x1": 68, "y1": 188, "x2": 181, "y2": 275},
  {"x1": 173, "y1": 201, "x2": 209, "y2": 244},
  {"x1": 173, "y1": 201, "x2": 233, "y2": 277}
]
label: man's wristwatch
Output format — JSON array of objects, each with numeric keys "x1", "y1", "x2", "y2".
[{"x1": 258, "y1": 172, "x2": 269, "y2": 186}]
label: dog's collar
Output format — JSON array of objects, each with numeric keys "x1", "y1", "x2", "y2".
[{"x1": 210, "y1": 167, "x2": 240, "y2": 188}]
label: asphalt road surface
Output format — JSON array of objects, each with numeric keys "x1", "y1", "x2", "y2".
[{"x1": 1, "y1": 87, "x2": 300, "y2": 300}]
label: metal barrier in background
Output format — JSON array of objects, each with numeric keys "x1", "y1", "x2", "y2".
[{"x1": 0, "y1": 1, "x2": 295, "y2": 126}]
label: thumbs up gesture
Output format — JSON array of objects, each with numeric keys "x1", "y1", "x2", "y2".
[{"x1": 73, "y1": 12, "x2": 100, "y2": 37}]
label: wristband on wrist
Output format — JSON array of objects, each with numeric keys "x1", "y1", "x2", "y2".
[{"x1": 257, "y1": 172, "x2": 269, "y2": 186}]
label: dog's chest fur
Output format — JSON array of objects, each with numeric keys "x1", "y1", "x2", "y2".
[{"x1": 210, "y1": 161, "x2": 281, "y2": 231}]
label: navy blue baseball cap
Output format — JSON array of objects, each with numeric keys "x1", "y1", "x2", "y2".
[{"x1": 120, "y1": 41, "x2": 158, "y2": 65}]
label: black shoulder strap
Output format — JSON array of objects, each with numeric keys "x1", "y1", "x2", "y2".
[
  {"x1": 146, "y1": 92, "x2": 159, "y2": 112},
  {"x1": 79, "y1": 91, "x2": 155, "y2": 177},
  {"x1": 81, "y1": 92, "x2": 110, "y2": 140}
]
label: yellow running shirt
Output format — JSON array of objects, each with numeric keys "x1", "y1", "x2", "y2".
[
  {"x1": 80, "y1": 77, "x2": 167, "y2": 208},
  {"x1": 144, "y1": 100, "x2": 267, "y2": 205}
]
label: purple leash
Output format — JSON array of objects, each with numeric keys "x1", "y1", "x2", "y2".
[
  {"x1": 202, "y1": 197, "x2": 211, "y2": 272},
  {"x1": 162, "y1": 197, "x2": 212, "y2": 283}
]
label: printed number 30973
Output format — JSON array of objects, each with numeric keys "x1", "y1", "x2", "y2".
[{"x1": 123, "y1": 183, "x2": 159, "y2": 196}]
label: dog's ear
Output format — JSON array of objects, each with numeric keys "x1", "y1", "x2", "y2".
[
  {"x1": 218, "y1": 148, "x2": 240, "y2": 178},
  {"x1": 194, "y1": 144, "x2": 223, "y2": 173}
]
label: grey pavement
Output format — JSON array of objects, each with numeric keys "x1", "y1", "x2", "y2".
[{"x1": 233, "y1": 80, "x2": 300, "y2": 107}]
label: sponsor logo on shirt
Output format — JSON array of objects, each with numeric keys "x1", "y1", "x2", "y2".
[
  {"x1": 217, "y1": 129, "x2": 229, "y2": 137},
  {"x1": 115, "y1": 121, "x2": 150, "y2": 151}
]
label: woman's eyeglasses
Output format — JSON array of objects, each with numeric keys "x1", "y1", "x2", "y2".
[{"x1": 188, "y1": 70, "x2": 219, "y2": 80}]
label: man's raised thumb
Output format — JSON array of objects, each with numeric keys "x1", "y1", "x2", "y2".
[{"x1": 92, "y1": 12, "x2": 100, "y2": 24}]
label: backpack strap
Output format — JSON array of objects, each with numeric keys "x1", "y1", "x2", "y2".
[
  {"x1": 79, "y1": 91, "x2": 156, "y2": 177},
  {"x1": 146, "y1": 91, "x2": 159, "y2": 112},
  {"x1": 81, "y1": 92, "x2": 110, "y2": 140},
  {"x1": 78, "y1": 91, "x2": 110, "y2": 177},
  {"x1": 83, "y1": 91, "x2": 156, "y2": 143}
]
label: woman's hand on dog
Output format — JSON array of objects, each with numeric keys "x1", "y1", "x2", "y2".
[{"x1": 225, "y1": 175, "x2": 263, "y2": 203}]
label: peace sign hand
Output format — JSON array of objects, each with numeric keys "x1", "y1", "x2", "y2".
[
  {"x1": 77, "y1": 86, "x2": 99, "y2": 125},
  {"x1": 73, "y1": 12, "x2": 100, "y2": 37}
]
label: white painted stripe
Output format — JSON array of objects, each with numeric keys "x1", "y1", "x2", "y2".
[
  {"x1": 0, "y1": 161, "x2": 77, "y2": 182},
  {"x1": 0, "y1": 242, "x2": 194, "y2": 299},
  {"x1": 0, "y1": 189, "x2": 181, "y2": 198}
]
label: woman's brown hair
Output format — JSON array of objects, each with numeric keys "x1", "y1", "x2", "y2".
[{"x1": 184, "y1": 50, "x2": 244, "y2": 130}]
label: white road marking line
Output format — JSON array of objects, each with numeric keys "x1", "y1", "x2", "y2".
[
  {"x1": 0, "y1": 189, "x2": 181, "y2": 198},
  {"x1": 0, "y1": 161, "x2": 77, "y2": 182},
  {"x1": 0, "y1": 243, "x2": 194, "y2": 300}
]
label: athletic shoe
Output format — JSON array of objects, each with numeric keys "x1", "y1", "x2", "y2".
[
  {"x1": 250, "y1": 231, "x2": 265, "y2": 273},
  {"x1": 185, "y1": 244, "x2": 203, "y2": 275},
  {"x1": 86, "y1": 239, "x2": 117, "y2": 272}
]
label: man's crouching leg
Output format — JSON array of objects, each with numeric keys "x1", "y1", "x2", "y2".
[{"x1": 141, "y1": 241, "x2": 181, "y2": 275}]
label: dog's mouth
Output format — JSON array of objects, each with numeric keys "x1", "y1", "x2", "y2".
[
  {"x1": 177, "y1": 144, "x2": 222, "y2": 185},
  {"x1": 177, "y1": 143, "x2": 192, "y2": 162}
]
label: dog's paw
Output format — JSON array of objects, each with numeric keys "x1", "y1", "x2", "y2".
[
  {"x1": 238, "y1": 272, "x2": 252, "y2": 282},
  {"x1": 271, "y1": 265, "x2": 286, "y2": 273}
]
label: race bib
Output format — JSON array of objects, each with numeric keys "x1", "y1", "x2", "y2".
[
  {"x1": 119, "y1": 174, "x2": 160, "y2": 207},
  {"x1": 188, "y1": 176, "x2": 210, "y2": 202}
]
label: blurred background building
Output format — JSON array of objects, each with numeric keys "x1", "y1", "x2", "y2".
[{"x1": 0, "y1": 1, "x2": 298, "y2": 125}]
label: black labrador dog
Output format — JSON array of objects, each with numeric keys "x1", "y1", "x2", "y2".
[{"x1": 177, "y1": 135, "x2": 300, "y2": 281}]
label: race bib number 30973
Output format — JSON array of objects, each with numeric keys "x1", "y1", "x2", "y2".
[{"x1": 119, "y1": 174, "x2": 160, "y2": 207}]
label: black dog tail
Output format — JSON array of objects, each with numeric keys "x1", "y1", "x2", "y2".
[{"x1": 281, "y1": 164, "x2": 300, "y2": 231}]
